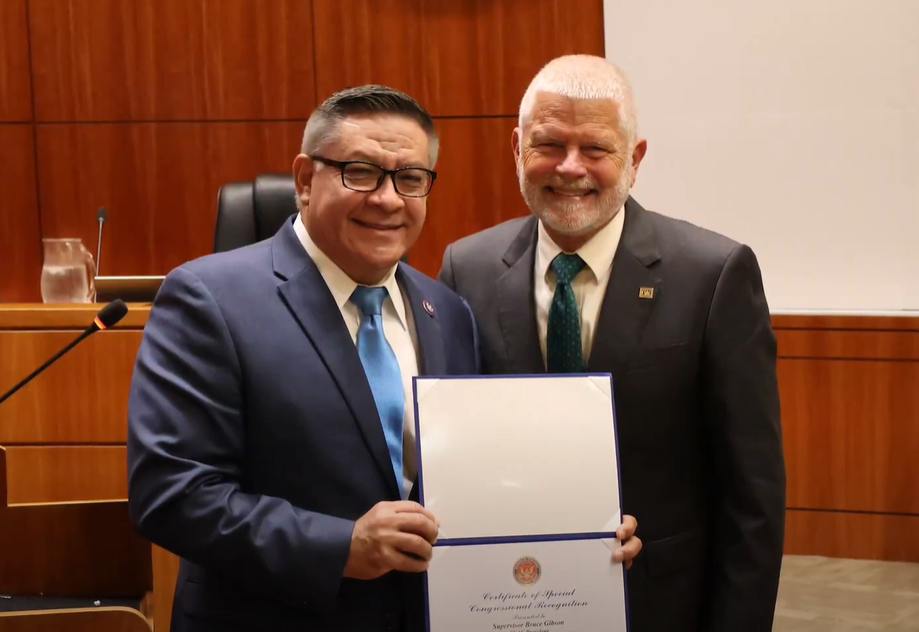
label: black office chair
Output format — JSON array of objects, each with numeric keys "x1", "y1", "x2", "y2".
[
  {"x1": 213, "y1": 173, "x2": 409, "y2": 263},
  {"x1": 213, "y1": 173, "x2": 299, "y2": 253}
]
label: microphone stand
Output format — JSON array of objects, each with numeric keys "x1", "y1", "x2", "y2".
[{"x1": 0, "y1": 327, "x2": 96, "y2": 407}]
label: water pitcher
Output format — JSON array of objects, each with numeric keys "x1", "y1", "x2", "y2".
[{"x1": 41, "y1": 238, "x2": 97, "y2": 303}]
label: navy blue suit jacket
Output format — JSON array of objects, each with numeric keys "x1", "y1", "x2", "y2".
[{"x1": 126, "y1": 217, "x2": 479, "y2": 632}]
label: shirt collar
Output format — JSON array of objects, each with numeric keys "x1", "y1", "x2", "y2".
[
  {"x1": 536, "y1": 204, "x2": 626, "y2": 282},
  {"x1": 293, "y1": 214, "x2": 408, "y2": 331}
]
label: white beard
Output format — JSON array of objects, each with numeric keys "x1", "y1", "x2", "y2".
[{"x1": 518, "y1": 157, "x2": 632, "y2": 238}]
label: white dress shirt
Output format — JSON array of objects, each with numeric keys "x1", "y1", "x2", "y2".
[
  {"x1": 534, "y1": 206, "x2": 625, "y2": 366},
  {"x1": 294, "y1": 215, "x2": 420, "y2": 497}
]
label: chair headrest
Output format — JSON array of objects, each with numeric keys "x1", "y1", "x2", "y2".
[{"x1": 253, "y1": 174, "x2": 299, "y2": 241}]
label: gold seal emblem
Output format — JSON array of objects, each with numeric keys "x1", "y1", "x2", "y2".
[{"x1": 513, "y1": 556, "x2": 541, "y2": 585}]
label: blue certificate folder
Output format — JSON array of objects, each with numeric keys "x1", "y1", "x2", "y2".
[{"x1": 412, "y1": 374, "x2": 629, "y2": 632}]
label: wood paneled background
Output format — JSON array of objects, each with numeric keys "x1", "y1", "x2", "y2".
[
  {"x1": 1, "y1": 0, "x2": 916, "y2": 605},
  {"x1": 1, "y1": 0, "x2": 604, "y2": 302},
  {"x1": 774, "y1": 314, "x2": 919, "y2": 562}
]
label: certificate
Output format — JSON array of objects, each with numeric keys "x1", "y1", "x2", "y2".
[{"x1": 412, "y1": 374, "x2": 628, "y2": 632}]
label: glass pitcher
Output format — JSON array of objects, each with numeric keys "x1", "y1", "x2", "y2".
[{"x1": 40, "y1": 238, "x2": 97, "y2": 303}]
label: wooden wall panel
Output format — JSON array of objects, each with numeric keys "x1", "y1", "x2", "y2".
[
  {"x1": 773, "y1": 315, "x2": 919, "y2": 562},
  {"x1": 771, "y1": 314, "x2": 918, "y2": 331},
  {"x1": 777, "y1": 328, "x2": 919, "y2": 361},
  {"x1": 0, "y1": 125, "x2": 41, "y2": 302},
  {"x1": 28, "y1": 0, "x2": 316, "y2": 122},
  {"x1": 313, "y1": 0, "x2": 605, "y2": 116},
  {"x1": 35, "y1": 122, "x2": 303, "y2": 276},
  {"x1": 0, "y1": 501, "x2": 151, "y2": 598},
  {"x1": 411, "y1": 117, "x2": 530, "y2": 276},
  {"x1": 0, "y1": 331, "x2": 142, "y2": 444},
  {"x1": 0, "y1": 0, "x2": 31, "y2": 121},
  {"x1": 5, "y1": 446, "x2": 127, "y2": 504},
  {"x1": 785, "y1": 510, "x2": 919, "y2": 563},
  {"x1": 0, "y1": 447, "x2": 7, "y2": 505},
  {"x1": 778, "y1": 357, "x2": 919, "y2": 514}
]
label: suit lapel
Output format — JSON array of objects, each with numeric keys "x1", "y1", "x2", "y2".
[
  {"x1": 397, "y1": 266, "x2": 446, "y2": 504},
  {"x1": 397, "y1": 266, "x2": 446, "y2": 376},
  {"x1": 272, "y1": 221, "x2": 401, "y2": 498},
  {"x1": 496, "y1": 217, "x2": 546, "y2": 374},
  {"x1": 587, "y1": 197, "x2": 662, "y2": 382}
]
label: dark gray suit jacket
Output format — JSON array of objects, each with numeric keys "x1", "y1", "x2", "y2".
[{"x1": 438, "y1": 197, "x2": 786, "y2": 632}]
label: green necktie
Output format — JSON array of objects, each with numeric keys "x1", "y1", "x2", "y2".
[{"x1": 546, "y1": 253, "x2": 587, "y2": 373}]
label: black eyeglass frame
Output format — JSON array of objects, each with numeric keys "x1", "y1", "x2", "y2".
[{"x1": 310, "y1": 155, "x2": 438, "y2": 198}]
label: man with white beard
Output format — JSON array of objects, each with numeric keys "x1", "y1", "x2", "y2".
[{"x1": 438, "y1": 54, "x2": 786, "y2": 632}]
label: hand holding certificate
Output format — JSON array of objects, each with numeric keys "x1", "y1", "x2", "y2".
[
  {"x1": 412, "y1": 374, "x2": 630, "y2": 632},
  {"x1": 342, "y1": 500, "x2": 440, "y2": 579}
]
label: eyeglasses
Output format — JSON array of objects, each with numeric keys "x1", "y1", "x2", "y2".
[{"x1": 311, "y1": 156, "x2": 437, "y2": 198}]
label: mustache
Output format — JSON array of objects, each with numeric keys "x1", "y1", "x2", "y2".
[{"x1": 541, "y1": 176, "x2": 598, "y2": 190}]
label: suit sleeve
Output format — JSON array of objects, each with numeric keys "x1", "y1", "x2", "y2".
[
  {"x1": 126, "y1": 266, "x2": 354, "y2": 610},
  {"x1": 460, "y1": 296, "x2": 482, "y2": 374},
  {"x1": 700, "y1": 244, "x2": 786, "y2": 632},
  {"x1": 437, "y1": 243, "x2": 457, "y2": 291},
  {"x1": 439, "y1": 245, "x2": 481, "y2": 373}
]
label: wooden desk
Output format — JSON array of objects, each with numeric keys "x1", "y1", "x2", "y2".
[
  {"x1": 0, "y1": 607, "x2": 153, "y2": 632},
  {"x1": 0, "y1": 303, "x2": 178, "y2": 631}
]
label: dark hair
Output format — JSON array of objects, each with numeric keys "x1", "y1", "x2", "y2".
[{"x1": 301, "y1": 84, "x2": 439, "y2": 166}]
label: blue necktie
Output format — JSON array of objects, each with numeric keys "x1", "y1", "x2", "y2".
[{"x1": 350, "y1": 286, "x2": 405, "y2": 498}]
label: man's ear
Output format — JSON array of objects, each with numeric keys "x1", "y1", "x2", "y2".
[
  {"x1": 292, "y1": 154, "x2": 314, "y2": 210},
  {"x1": 629, "y1": 138, "x2": 648, "y2": 187},
  {"x1": 512, "y1": 127, "x2": 525, "y2": 179}
]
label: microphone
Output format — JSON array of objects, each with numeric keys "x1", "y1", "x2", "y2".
[
  {"x1": 95, "y1": 207, "x2": 107, "y2": 274},
  {"x1": 0, "y1": 300, "x2": 129, "y2": 407}
]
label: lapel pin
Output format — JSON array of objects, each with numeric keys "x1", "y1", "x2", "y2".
[
  {"x1": 638, "y1": 287, "x2": 654, "y2": 299},
  {"x1": 422, "y1": 300, "x2": 435, "y2": 316}
]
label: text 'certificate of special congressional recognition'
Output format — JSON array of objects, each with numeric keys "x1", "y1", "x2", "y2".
[{"x1": 412, "y1": 374, "x2": 628, "y2": 632}]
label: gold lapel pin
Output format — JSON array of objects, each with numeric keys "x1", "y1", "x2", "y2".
[{"x1": 638, "y1": 287, "x2": 654, "y2": 299}]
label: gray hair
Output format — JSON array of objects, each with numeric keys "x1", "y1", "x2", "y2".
[
  {"x1": 300, "y1": 84, "x2": 439, "y2": 168},
  {"x1": 518, "y1": 55, "x2": 639, "y2": 145}
]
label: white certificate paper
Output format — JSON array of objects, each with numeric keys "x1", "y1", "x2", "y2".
[{"x1": 412, "y1": 374, "x2": 628, "y2": 632}]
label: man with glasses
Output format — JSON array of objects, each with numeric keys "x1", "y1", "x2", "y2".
[{"x1": 126, "y1": 85, "x2": 480, "y2": 632}]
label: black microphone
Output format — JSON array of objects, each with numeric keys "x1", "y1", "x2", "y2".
[
  {"x1": 95, "y1": 206, "x2": 107, "y2": 274},
  {"x1": 0, "y1": 300, "x2": 129, "y2": 407}
]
